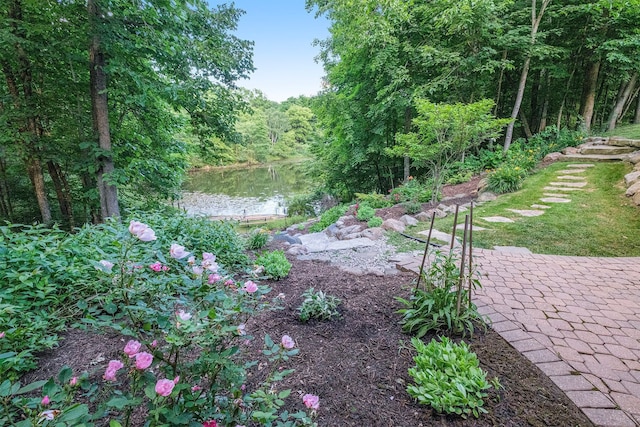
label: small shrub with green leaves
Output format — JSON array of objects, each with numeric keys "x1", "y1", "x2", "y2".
[
  {"x1": 402, "y1": 200, "x2": 422, "y2": 214},
  {"x1": 297, "y1": 288, "x2": 342, "y2": 322},
  {"x1": 356, "y1": 204, "x2": 375, "y2": 221},
  {"x1": 487, "y1": 164, "x2": 526, "y2": 194},
  {"x1": 390, "y1": 178, "x2": 433, "y2": 203},
  {"x1": 407, "y1": 336, "x2": 497, "y2": 418},
  {"x1": 287, "y1": 194, "x2": 316, "y2": 217},
  {"x1": 255, "y1": 250, "x2": 292, "y2": 280},
  {"x1": 309, "y1": 204, "x2": 348, "y2": 232},
  {"x1": 355, "y1": 192, "x2": 393, "y2": 208},
  {"x1": 246, "y1": 228, "x2": 269, "y2": 250},
  {"x1": 396, "y1": 250, "x2": 484, "y2": 337},
  {"x1": 367, "y1": 216, "x2": 383, "y2": 228}
]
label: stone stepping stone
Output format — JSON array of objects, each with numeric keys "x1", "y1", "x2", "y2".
[
  {"x1": 558, "y1": 169, "x2": 586, "y2": 174},
  {"x1": 566, "y1": 163, "x2": 595, "y2": 168},
  {"x1": 493, "y1": 246, "x2": 532, "y2": 254},
  {"x1": 456, "y1": 224, "x2": 487, "y2": 231},
  {"x1": 549, "y1": 181, "x2": 587, "y2": 188},
  {"x1": 556, "y1": 175, "x2": 587, "y2": 181},
  {"x1": 506, "y1": 209, "x2": 545, "y2": 217},
  {"x1": 481, "y1": 216, "x2": 515, "y2": 223},
  {"x1": 544, "y1": 192, "x2": 569, "y2": 197},
  {"x1": 544, "y1": 186, "x2": 583, "y2": 192},
  {"x1": 531, "y1": 204, "x2": 551, "y2": 209},
  {"x1": 540, "y1": 197, "x2": 571, "y2": 203}
]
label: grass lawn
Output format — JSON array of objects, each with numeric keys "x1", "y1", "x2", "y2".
[
  {"x1": 604, "y1": 123, "x2": 640, "y2": 139},
  {"x1": 397, "y1": 162, "x2": 640, "y2": 257}
]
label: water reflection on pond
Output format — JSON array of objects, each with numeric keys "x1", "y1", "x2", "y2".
[{"x1": 181, "y1": 162, "x2": 313, "y2": 218}]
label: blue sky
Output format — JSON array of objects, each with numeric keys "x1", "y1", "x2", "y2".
[{"x1": 211, "y1": 1, "x2": 330, "y2": 102}]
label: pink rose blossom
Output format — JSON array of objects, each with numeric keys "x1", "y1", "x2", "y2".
[
  {"x1": 103, "y1": 360, "x2": 124, "y2": 381},
  {"x1": 128, "y1": 220, "x2": 157, "y2": 241},
  {"x1": 0, "y1": 331, "x2": 5, "y2": 338},
  {"x1": 202, "y1": 253, "x2": 218, "y2": 272},
  {"x1": 149, "y1": 262, "x2": 163, "y2": 272},
  {"x1": 203, "y1": 421, "x2": 218, "y2": 427},
  {"x1": 302, "y1": 393, "x2": 320, "y2": 410},
  {"x1": 187, "y1": 255, "x2": 196, "y2": 264},
  {"x1": 242, "y1": 280, "x2": 258, "y2": 293},
  {"x1": 155, "y1": 378, "x2": 176, "y2": 397},
  {"x1": 224, "y1": 279, "x2": 234, "y2": 286},
  {"x1": 174, "y1": 376, "x2": 180, "y2": 383},
  {"x1": 170, "y1": 244, "x2": 190, "y2": 259},
  {"x1": 135, "y1": 352, "x2": 153, "y2": 370},
  {"x1": 124, "y1": 340, "x2": 141, "y2": 357},
  {"x1": 98, "y1": 260, "x2": 114, "y2": 272},
  {"x1": 137, "y1": 227, "x2": 157, "y2": 242},
  {"x1": 176, "y1": 310, "x2": 192, "y2": 321},
  {"x1": 151, "y1": 339, "x2": 158, "y2": 348},
  {"x1": 193, "y1": 266, "x2": 203, "y2": 276},
  {"x1": 162, "y1": 265, "x2": 170, "y2": 271},
  {"x1": 41, "y1": 395, "x2": 50, "y2": 406},
  {"x1": 191, "y1": 385, "x2": 202, "y2": 392},
  {"x1": 208, "y1": 273, "x2": 221, "y2": 284},
  {"x1": 69, "y1": 377, "x2": 78, "y2": 386},
  {"x1": 281, "y1": 335, "x2": 295, "y2": 349}
]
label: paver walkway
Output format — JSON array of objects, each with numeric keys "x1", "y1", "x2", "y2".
[{"x1": 397, "y1": 251, "x2": 640, "y2": 426}]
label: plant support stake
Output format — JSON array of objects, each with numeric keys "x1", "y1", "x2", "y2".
[
  {"x1": 456, "y1": 215, "x2": 469, "y2": 316},
  {"x1": 468, "y1": 202, "x2": 474, "y2": 309},
  {"x1": 416, "y1": 211, "x2": 436, "y2": 291},
  {"x1": 450, "y1": 204, "x2": 460, "y2": 251}
]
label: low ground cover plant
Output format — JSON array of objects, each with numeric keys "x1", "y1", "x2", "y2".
[
  {"x1": 309, "y1": 204, "x2": 348, "y2": 232},
  {"x1": 407, "y1": 336, "x2": 498, "y2": 418},
  {"x1": 367, "y1": 216, "x2": 383, "y2": 228},
  {"x1": 247, "y1": 228, "x2": 270, "y2": 250},
  {"x1": 355, "y1": 204, "x2": 375, "y2": 221},
  {"x1": 297, "y1": 288, "x2": 342, "y2": 323},
  {"x1": 255, "y1": 250, "x2": 292, "y2": 280}
]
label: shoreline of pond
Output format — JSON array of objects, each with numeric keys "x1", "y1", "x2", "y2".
[{"x1": 187, "y1": 156, "x2": 311, "y2": 174}]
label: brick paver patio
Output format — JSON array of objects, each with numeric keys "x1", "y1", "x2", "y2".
[{"x1": 397, "y1": 250, "x2": 640, "y2": 427}]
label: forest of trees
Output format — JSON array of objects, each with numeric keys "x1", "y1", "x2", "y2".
[
  {"x1": 307, "y1": 0, "x2": 640, "y2": 196},
  {"x1": 2, "y1": 0, "x2": 640, "y2": 226}
]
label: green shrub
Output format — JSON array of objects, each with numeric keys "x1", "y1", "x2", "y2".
[
  {"x1": 396, "y1": 250, "x2": 484, "y2": 337},
  {"x1": 390, "y1": 178, "x2": 433, "y2": 204},
  {"x1": 297, "y1": 288, "x2": 342, "y2": 322},
  {"x1": 487, "y1": 164, "x2": 526, "y2": 194},
  {"x1": 287, "y1": 194, "x2": 316, "y2": 217},
  {"x1": 356, "y1": 204, "x2": 375, "y2": 221},
  {"x1": 255, "y1": 250, "x2": 292, "y2": 280},
  {"x1": 403, "y1": 200, "x2": 422, "y2": 214},
  {"x1": 246, "y1": 228, "x2": 269, "y2": 250},
  {"x1": 367, "y1": 216, "x2": 383, "y2": 228},
  {"x1": 446, "y1": 170, "x2": 473, "y2": 185},
  {"x1": 407, "y1": 336, "x2": 496, "y2": 418},
  {"x1": 309, "y1": 204, "x2": 348, "y2": 232},
  {"x1": 355, "y1": 192, "x2": 393, "y2": 208}
]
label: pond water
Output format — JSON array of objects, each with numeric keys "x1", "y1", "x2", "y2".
[{"x1": 180, "y1": 161, "x2": 314, "y2": 218}]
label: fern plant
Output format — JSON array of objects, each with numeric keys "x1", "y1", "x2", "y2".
[{"x1": 297, "y1": 288, "x2": 341, "y2": 322}]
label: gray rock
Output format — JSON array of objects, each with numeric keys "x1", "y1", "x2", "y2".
[
  {"x1": 286, "y1": 244, "x2": 308, "y2": 256},
  {"x1": 562, "y1": 147, "x2": 579, "y2": 155},
  {"x1": 399, "y1": 215, "x2": 419, "y2": 226},
  {"x1": 342, "y1": 232, "x2": 363, "y2": 240},
  {"x1": 338, "y1": 215, "x2": 355, "y2": 223},
  {"x1": 634, "y1": 192, "x2": 640, "y2": 206},
  {"x1": 629, "y1": 151, "x2": 640, "y2": 164},
  {"x1": 324, "y1": 223, "x2": 339, "y2": 238},
  {"x1": 382, "y1": 218, "x2": 406, "y2": 233},
  {"x1": 543, "y1": 152, "x2": 563, "y2": 162},
  {"x1": 609, "y1": 137, "x2": 640, "y2": 148},
  {"x1": 624, "y1": 171, "x2": 640, "y2": 187},
  {"x1": 366, "y1": 266, "x2": 386, "y2": 277},
  {"x1": 340, "y1": 266, "x2": 365, "y2": 276},
  {"x1": 415, "y1": 212, "x2": 432, "y2": 222},
  {"x1": 477, "y1": 192, "x2": 497, "y2": 202},
  {"x1": 336, "y1": 224, "x2": 363, "y2": 240},
  {"x1": 361, "y1": 227, "x2": 384, "y2": 240},
  {"x1": 273, "y1": 233, "x2": 302, "y2": 245},
  {"x1": 625, "y1": 181, "x2": 640, "y2": 197}
]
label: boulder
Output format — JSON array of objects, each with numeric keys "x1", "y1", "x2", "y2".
[
  {"x1": 609, "y1": 137, "x2": 640, "y2": 148},
  {"x1": 273, "y1": 232, "x2": 302, "y2": 245},
  {"x1": 382, "y1": 218, "x2": 406, "y2": 233},
  {"x1": 477, "y1": 191, "x2": 497, "y2": 202},
  {"x1": 624, "y1": 171, "x2": 640, "y2": 187},
  {"x1": 342, "y1": 232, "x2": 363, "y2": 240},
  {"x1": 336, "y1": 224, "x2": 363, "y2": 240},
  {"x1": 361, "y1": 227, "x2": 384, "y2": 240},
  {"x1": 562, "y1": 147, "x2": 579, "y2": 155},
  {"x1": 629, "y1": 151, "x2": 640, "y2": 164},
  {"x1": 634, "y1": 191, "x2": 640, "y2": 206},
  {"x1": 543, "y1": 152, "x2": 563, "y2": 162},
  {"x1": 286, "y1": 244, "x2": 308, "y2": 256},
  {"x1": 324, "y1": 223, "x2": 339, "y2": 238},
  {"x1": 416, "y1": 208, "x2": 446, "y2": 221},
  {"x1": 399, "y1": 215, "x2": 419, "y2": 226},
  {"x1": 626, "y1": 181, "x2": 640, "y2": 197}
]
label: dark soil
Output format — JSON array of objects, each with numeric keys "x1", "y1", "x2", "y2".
[{"x1": 22, "y1": 176, "x2": 595, "y2": 426}]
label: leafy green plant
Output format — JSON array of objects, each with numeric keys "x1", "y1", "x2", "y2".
[
  {"x1": 403, "y1": 200, "x2": 422, "y2": 214},
  {"x1": 390, "y1": 178, "x2": 433, "y2": 204},
  {"x1": 355, "y1": 192, "x2": 393, "y2": 208},
  {"x1": 246, "y1": 228, "x2": 270, "y2": 250},
  {"x1": 407, "y1": 336, "x2": 496, "y2": 418},
  {"x1": 309, "y1": 204, "x2": 348, "y2": 232},
  {"x1": 287, "y1": 194, "x2": 317, "y2": 217},
  {"x1": 487, "y1": 164, "x2": 526, "y2": 194},
  {"x1": 255, "y1": 250, "x2": 292, "y2": 280},
  {"x1": 396, "y1": 250, "x2": 484, "y2": 337},
  {"x1": 297, "y1": 288, "x2": 342, "y2": 322},
  {"x1": 356, "y1": 204, "x2": 375, "y2": 221},
  {"x1": 367, "y1": 216, "x2": 383, "y2": 228}
]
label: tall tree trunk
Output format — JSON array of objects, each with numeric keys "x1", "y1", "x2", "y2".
[
  {"x1": 634, "y1": 92, "x2": 640, "y2": 124},
  {"x1": 89, "y1": 0, "x2": 120, "y2": 220},
  {"x1": 539, "y1": 72, "x2": 550, "y2": 131},
  {"x1": 607, "y1": 72, "x2": 638, "y2": 131},
  {"x1": 0, "y1": 151, "x2": 12, "y2": 219},
  {"x1": 503, "y1": 0, "x2": 551, "y2": 152},
  {"x1": 529, "y1": 69, "x2": 542, "y2": 133},
  {"x1": 403, "y1": 107, "x2": 411, "y2": 181},
  {"x1": 494, "y1": 50, "x2": 508, "y2": 115},
  {"x1": 579, "y1": 60, "x2": 601, "y2": 132},
  {"x1": 518, "y1": 109, "x2": 533, "y2": 139},
  {"x1": 47, "y1": 161, "x2": 74, "y2": 228},
  {"x1": 26, "y1": 156, "x2": 51, "y2": 223}
]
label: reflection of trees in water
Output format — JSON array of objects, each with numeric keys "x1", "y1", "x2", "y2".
[{"x1": 183, "y1": 163, "x2": 311, "y2": 198}]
